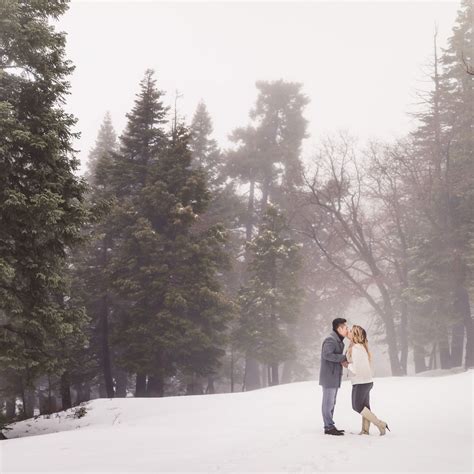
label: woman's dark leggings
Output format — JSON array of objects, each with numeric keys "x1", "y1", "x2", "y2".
[{"x1": 352, "y1": 382, "x2": 373, "y2": 413}]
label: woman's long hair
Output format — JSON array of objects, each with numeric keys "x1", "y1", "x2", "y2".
[{"x1": 347, "y1": 325, "x2": 372, "y2": 362}]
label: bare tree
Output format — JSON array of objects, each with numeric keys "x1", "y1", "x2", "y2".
[
  {"x1": 298, "y1": 133, "x2": 404, "y2": 375},
  {"x1": 364, "y1": 140, "x2": 432, "y2": 373}
]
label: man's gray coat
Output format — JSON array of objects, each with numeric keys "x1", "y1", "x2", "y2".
[{"x1": 318, "y1": 330, "x2": 347, "y2": 388}]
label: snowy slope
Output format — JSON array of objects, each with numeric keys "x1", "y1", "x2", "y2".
[{"x1": 1, "y1": 370, "x2": 472, "y2": 473}]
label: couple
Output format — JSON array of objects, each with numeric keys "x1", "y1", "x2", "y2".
[{"x1": 318, "y1": 317, "x2": 390, "y2": 436}]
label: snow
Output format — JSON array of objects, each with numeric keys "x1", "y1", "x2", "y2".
[{"x1": 1, "y1": 370, "x2": 472, "y2": 473}]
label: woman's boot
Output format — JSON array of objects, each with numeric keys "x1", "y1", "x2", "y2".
[
  {"x1": 358, "y1": 416, "x2": 370, "y2": 435},
  {"x1": 360, "y1": 407, "x2": 390, "y2": 436}
]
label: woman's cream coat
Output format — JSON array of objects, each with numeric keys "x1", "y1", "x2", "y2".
[{"x1": 346, "y1": 343, "x2": 373, "y2": 384}]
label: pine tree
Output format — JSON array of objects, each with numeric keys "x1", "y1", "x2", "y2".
[
  {"x1": 237, "y1": 205, "x2": 302, "y2": 385},
  {"x1": 114, "y1": 124, "x2": 233, "y2": 397},
  {"x1": 85, "y1": 111, "x2": 118, "y2": 186},
  {"x1": 227, "y1": 80, "x2": 309, "y2": 214},
  {"x1": 189, "y1": 101, "x2": 244, "y2": 235},
  {"x1": 189, "y1": 102, "x2": 245, "y2": 393},
  {"x1": 111, "y1": 69, "x2": 168, "y2": 197},
  {"x1": 437, "y1": 0, "x2": 473, "y2": 369},
  {"x1": 189, "y1": 101, "x2": 222, "y2": 189},
  {"x1": 71, "y1": 112, "x2": 120, "y2": 398},
  {"x1": 108, "y1": 73, "x2": 233, "y2": 397},
  {"x1": 104, "y1": 69, "x2": 170, "y2": 396},
  {"x1": 226, "y1": 81, "x2": 309, "y2": 388},
  {"x1": 0, "y1": 0, "x2": 90, "y2": 416},
  {"x1": 251, "y1": 80, "x2": 309, "y2": 210},
  {"x1": 407, "y1": 0, "x2": 473, "y2": 369}
]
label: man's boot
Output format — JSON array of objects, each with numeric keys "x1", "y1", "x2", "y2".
[
  {"x1": 361, "y1": 407, "x2": 390, "y2": 436},
  {"x1": 324, "y1": 426, "x2": 344, "y2": 436}
]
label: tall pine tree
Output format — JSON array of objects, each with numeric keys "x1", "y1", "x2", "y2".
[
  {"x1": 407, "y1": 0, "x2": 473, "y2": 369},
  {"x1": 72, "y1": 112, "x2": 120, "y2": 398},
  {"x1": 0, "y1": 0, "x2": 90, "y2": 417},
  {"x1": 237, "y1": 205, "x2": 302, "y2": 386},
  {"x1": 109, "y1": 72, "x2": 233, "y2": 397}
]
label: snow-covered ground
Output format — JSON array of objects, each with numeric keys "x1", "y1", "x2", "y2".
[{"x1": 1, "y1": 370, "x2": 472, "y2": 473}]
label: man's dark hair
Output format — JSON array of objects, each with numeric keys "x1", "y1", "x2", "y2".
[{"x1": 332, "y1": 318, "x2": 347, "y2": 332}]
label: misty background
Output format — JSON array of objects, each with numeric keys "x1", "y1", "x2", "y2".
[
  {"x1": 61, "y1": 1, "x2": 459, "y2": 172},
  {"x1": 58, "y1": 0, "x2": 463, "y2": 378}
]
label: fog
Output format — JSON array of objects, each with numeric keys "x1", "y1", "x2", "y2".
[{"x1": 59, "y1": 1, "x2": 460, "y2": 174}]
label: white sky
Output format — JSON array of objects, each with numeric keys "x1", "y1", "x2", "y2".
[{"x1": 57, "y1": 1, "x2": 461, "y2": 174}]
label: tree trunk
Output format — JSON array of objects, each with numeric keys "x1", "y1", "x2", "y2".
[
  {"x1": 186, "y1": 373, "x2": 203, "y2": 395},
  {"x1": 450, "y1": 321, "x2": 465, "y2": 367},
  {"x1": 399, "y1": 302, "x2": 409, "y2": 375},
  {"x1": 60, "y1": 372, "x2": 72, "y2": 410},
  {"x1": 47, "y1": 376, "x2": 57, "y2": 414},
  {"x1": 5, "y1": 397, "x2": 16, "y2": 419},
  {"x1": 243, "y1": 355, "x2": 261, "y2": 391},
  {"x1": 384, "y1": 315, "x2": 403, "y2": 375},
  {"x1": 135, "y1": 373, "x2": 147, "y2": 397},
  {"x1": 19, "y1": 381, "x2": 26, "y2": 419},
  {"x1": 75, "y1": 382, "x2": 91, "y2": 405},
  {"x1": 230, "y1": 347, "x2": 234, "y2": 393},
  {"x1": 19, "y1": 379, "x2": 33, "y2": 419},
  {"x1": 429, "y1": 343, "x2": 437, "y2": 370},
  {"x1": 281, "y1": 322, "x2": 297, "y2": 383},
  {"x1": 115, "y1": 369, "x2": 128, "y2": 398},
  {"x1": 147, "y1": 350, "x2": 165, "y2": 397},
  {"x1": 147, "y1": 374, "x2": 165, "y2": 397},
  {"x1": 206, "y1": 375, "x2": 215, "y2": 394},
  {"x1": 25, "y1": 388, "x2": 35, "y2": 418},
  {"x1": 438, "y1": 330, "x2": 452, "y2": 369},
  {"x1": 38, "y1": 391, "x2": 49, "y2": 415},
  {"x1": 453, "y1": 285, "x2": 473, "y2": 369},
  {"x1": 281, "y1": 359, "x2": 295, "y2": 383},
  {"x1": 98, "y1": 382, "x2": 107, "y2": 398},
  {"x1": 271, "y1": 363, "x2": 279, "y2": 385},
  {"x1": 100, "y1": 294, "x2": 115, "y2": 398},
  {"x1": 465, "y1": 316, "x2": 474, "y2": 370},
  {"x1": 413, "y1": 345, "x2": 427, "y2": 373}
]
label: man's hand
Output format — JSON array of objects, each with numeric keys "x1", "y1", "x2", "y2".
[{"x1": 341, "y1": 361, "x2": 349, "y2": 368}]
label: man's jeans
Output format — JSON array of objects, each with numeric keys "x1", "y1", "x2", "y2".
[{"x1": 322, "y1": 386, "x2": 338, "y2": 430}]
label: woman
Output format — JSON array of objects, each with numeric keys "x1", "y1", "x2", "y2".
[{"x1": 346, "y1": 325, "x2": 390, "y2": 436}]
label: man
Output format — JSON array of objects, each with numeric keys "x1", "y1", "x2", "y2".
[{"x1": 318, "y1": 317, "x2": 349, "y2": 435}]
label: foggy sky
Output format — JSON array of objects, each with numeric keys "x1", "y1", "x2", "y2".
[{"x1": 58, "y1": 1, "x2": 461, "y2": 174}]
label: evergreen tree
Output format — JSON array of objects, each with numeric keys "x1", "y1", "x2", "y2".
[
  {"x1": 85, "y1": 111, "x2": 118, "y2": 186},
  {"x1": 189, "y1": 101, "x2": 245, "y2": 237},
  {"x1": 111, "y1": 69, "x2": 168, "y2": 197},
  {"x1": 237, "y1": 205, "x2": 302, "y2": 386},
  {"x1": 0, "y1": 0, "x2": 90, "y2": 416},
  {"x1": 226, "y1": 81, "x2": 309, "y2": 388},
  {"x1": 71, "y1": 112, "x2": 120, "y2": 398},
  {"x1": 250, "y1": 80, "x2": 309, "y2": 210},
  {"x1": 189, "y1": 101, "x2": 245, "y2": 393},
  {"x1": 227, "y1": 80, "x2": 309, "y2": 215},
  {"x1": 106, "y1": 69, "x2": 170, "y2": 396},
  {"x1": 108, "y1": 73, "x2": 233, "y2": 397},
  {"x1": 189, "y1": 101, "x2": 222, "y2": 189},
  {"x1": 407, "y1": 0, "x2": 473, "y2": 369}
]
